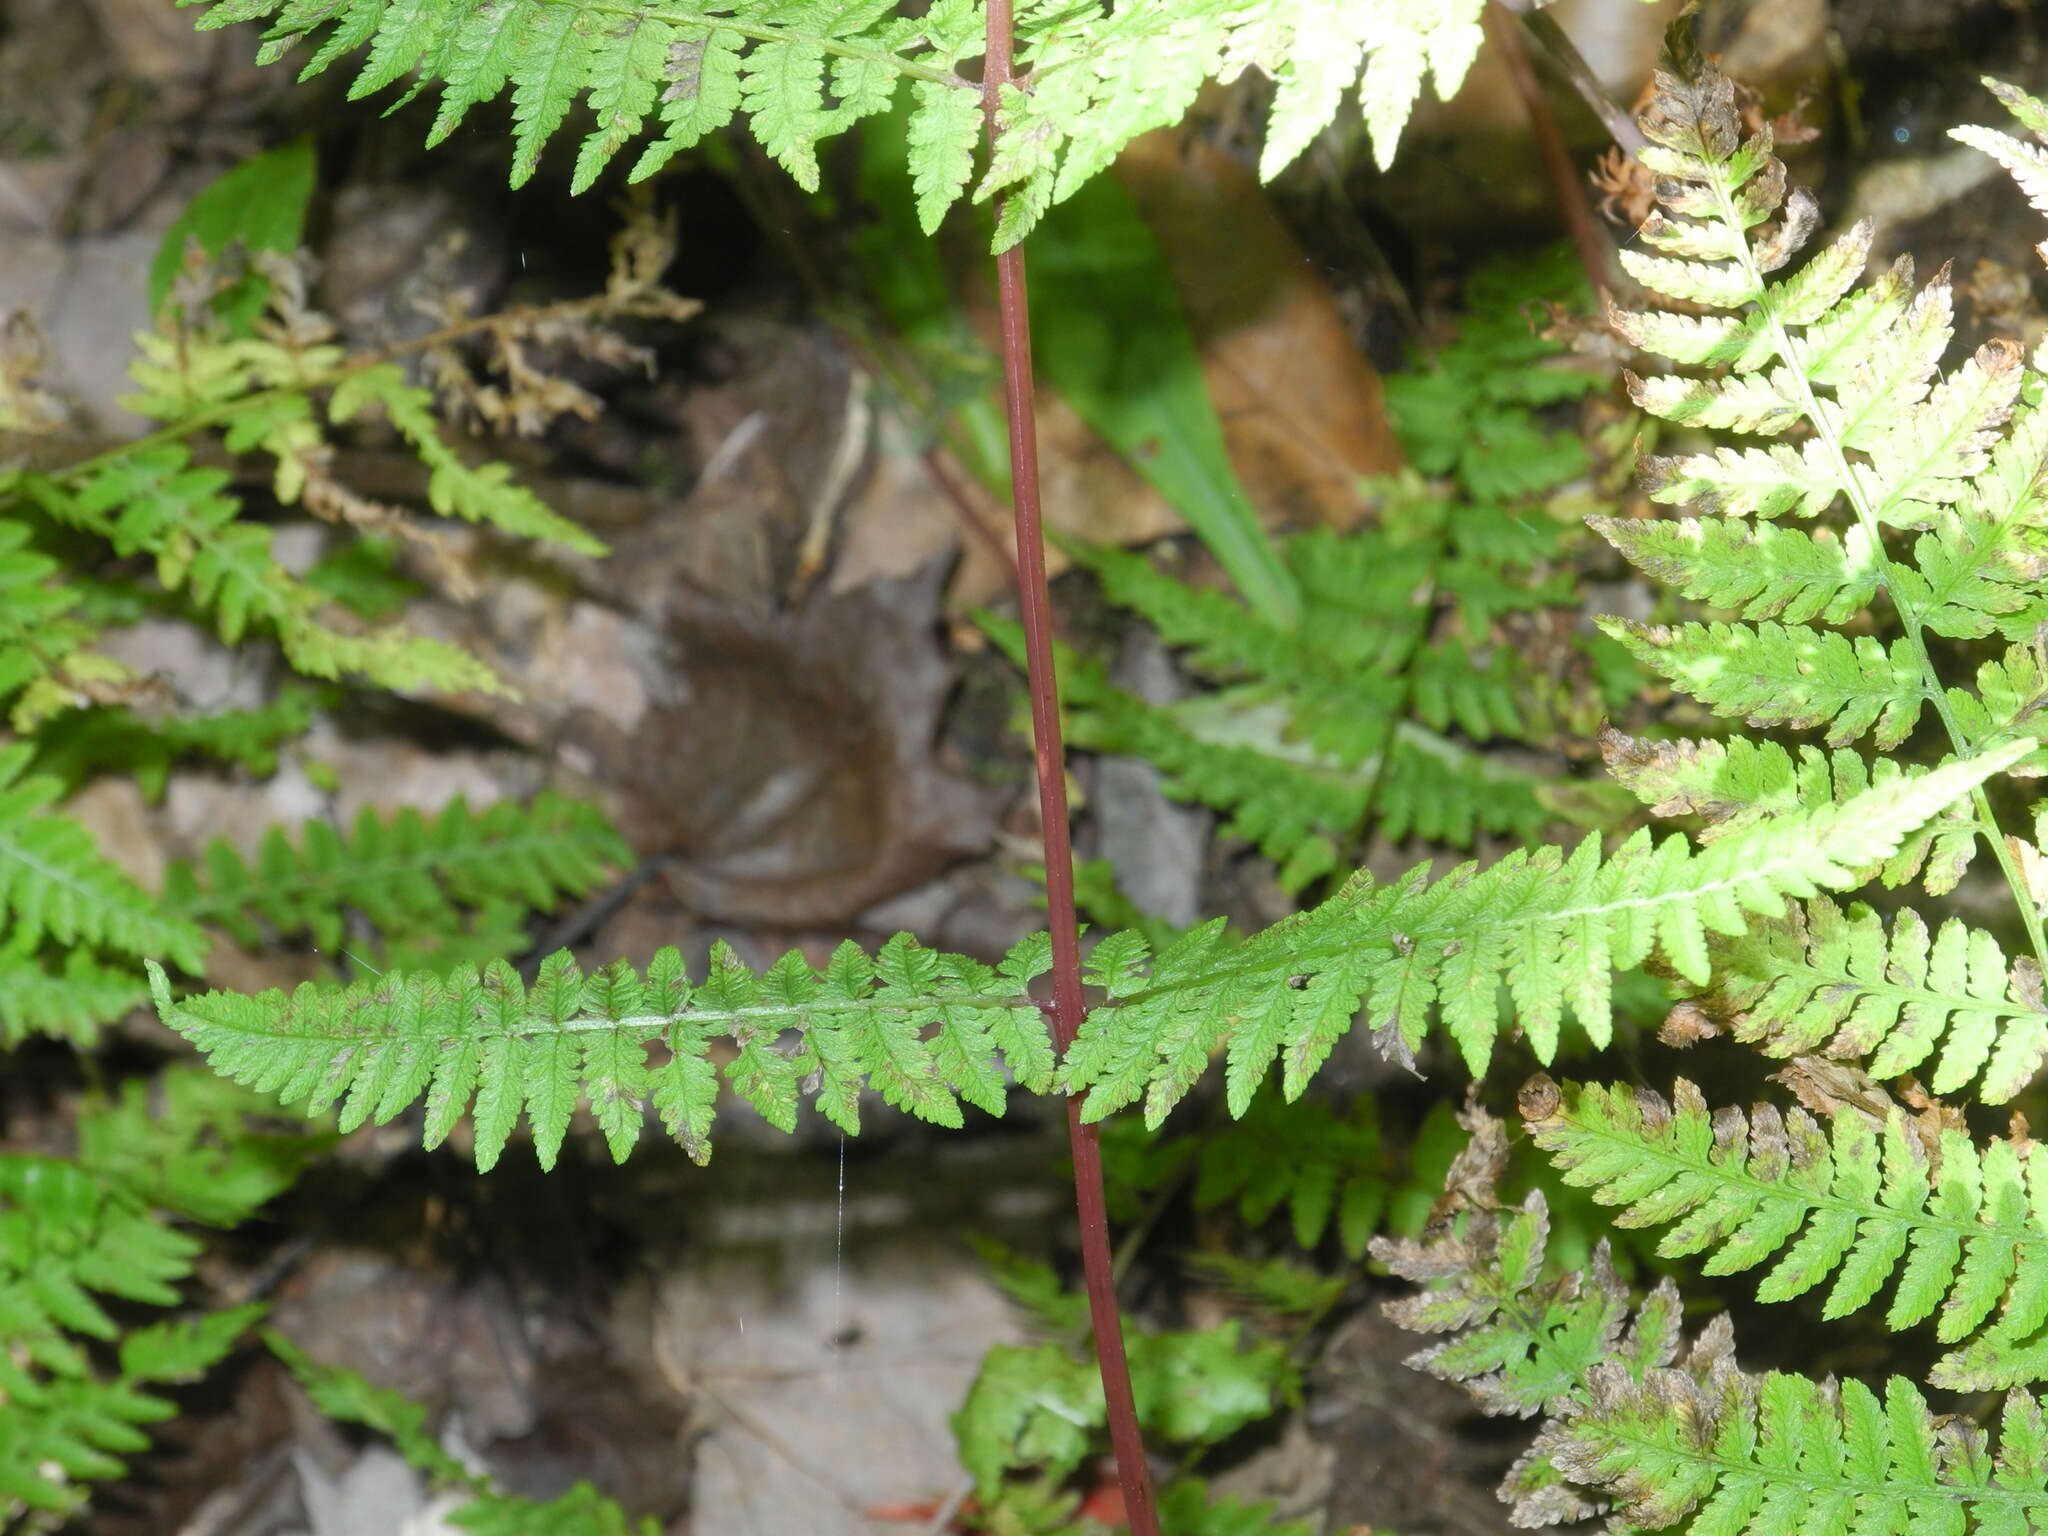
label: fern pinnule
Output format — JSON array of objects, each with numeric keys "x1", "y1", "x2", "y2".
[{"x1": 151, "y1": 935, "x2": 1057, "y2": 1171}]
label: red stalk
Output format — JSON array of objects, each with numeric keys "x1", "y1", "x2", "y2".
[{"x1": 983, "y1": 4, "x2": 1161, "y2": 1532}]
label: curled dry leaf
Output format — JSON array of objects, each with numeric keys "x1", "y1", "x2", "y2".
[{"x1": 569, "y1": 557, "x2": 997, "y2": 927}]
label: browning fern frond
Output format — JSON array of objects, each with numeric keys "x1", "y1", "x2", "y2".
[
  {"x1": 1522, "y1": 1077, "x2": 2048, "y2": 1382},
  {"x1": 1602, "y1": 61, "x2": 2048, "y2": 782},
  {"x1": 1599, "y1": 729, "x2": 1979, "y2": 893},
  {"x1": 1377, "y1": 1152, "x2": 2048, "y2": 1531},
  {"x1": 1698, "y1": 897, "x2": 2047, "y2": 1102}
]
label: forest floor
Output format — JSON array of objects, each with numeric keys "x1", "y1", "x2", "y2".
[{"x1": 3, "y1": 0, "x2": 2044, "y2": 1532}]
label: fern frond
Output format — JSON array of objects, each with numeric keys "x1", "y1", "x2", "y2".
[
  {"x1": 30, "y1": 689, "x2": 322, "y2": 802},
  {"x1": 1607, "y1": 58, "x2": 2048, "y2": 845},
  {"x1": 0, "y1": 520, "x2": 131, "y2": 732},
  {"x1": 1065, "y1": 662, "x2": 1549, "y2": 881},
  {"x1": 161, "y1": 792, "x2": 629, "y2": 957},
  {"x1": 1599, "y1": 730, "x2": 1978, "y2": 893},
  {"x1": 26, "y1": 447, "x2": 505, "y2": 696},
  {"x1": 1059, "y1": 746, "x2": 2019, "y2": 1126},
  {"x1": 328, "y1": 366, "x2": 606, "y2": 554},
  {"x1": 0, "y1": 1070, "x2": 311, "y2": 1520},
  {"x1": 1547, "y1": 1363, "x2": 2048, "y2": 1534},
  {"x1": 184, "y1": 0, "x2": 1487, "y2": 247},
  {"x1": 157, "y1": 746, "x2": 1996, "y2": 1166},
  {"x1": 1377, "y1": 1175, "x2": 2048, "y2": 1531},
  {"x1": 0, "y1": 948, "x2": 150, "y2": 1049},
  {"x1": 1694, "y1": 897, "x2": 2047, "y2": 1101},
  {"x1": 151, "y1": 935, "x2": 1058, "y2": 1171},
  {"x1": 1184, "y1": 1088, "x2": 1394, "y2": 1260},
  {"x1": 1524, "y1": 1078, "x2": 2048, "y2": 1369},
  {"x1": 0, "y1": 745, "x2": 206, "y2": 972}
]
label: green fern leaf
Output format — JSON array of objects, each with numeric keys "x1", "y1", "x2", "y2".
[
  {"x1": 1636, "y1": 439, "x2": 1838, "y2": 519},
  {"x1": 187, "y1": 0, "x2": 1500, "y2": 249},
  {"x1": 1590, "y1": 515, "x2": 1880, "y2": 625},
  {"x1": 1599, "y1": 730, "x2": 1978, "y2": 893},
  {"x1": 329, "y1": 365, "x2": 606, "y2": 554},
  {"x1": 1601, "y1": 618, "x2": 1926, "y2": 748},
  {"x1": 345, "y1": 0, "x2": 455, "y2": 99},
  {"x1": 28, "y1": 448, "x2": 506, "y2": 696},
  {"x1": 571, "y1": 11, "x2": 673, "y2": 192},
  {"x1": 1546, "y1": 1368, "x2": 2048, "y2": 1534},
  {"x1": 0, "y1": 746, "x2": 205, "y2": 972},
  {"x1": 425, "y1": 0, "x2": 535, "y2": 148},
  {"x1": 0, "y1": 520, "x2": 125, "y2": 732},
  {"x1": 1060, "y1": 745, "x2": 2022, "y2": 1125},
  {"x1": 161, "y1": 792, "x2": 627, "y2": 960},
  {"x1": 509, "y1": 1, "x2": 597, "y2": 187},
  {"x1": 0, "y1": 1076, "x2": 313, "y2": 1518},
  {"x1": 1380, "y1": 1163, "x2": 2048, "y2": 1531},
  {"x1": 0, "y1": 948, "x2": 149, "y2": 1048},
  {"x1": 907, "y1": 77, "x2": 979, "y2": 234},
  {"x1": 628, "y1": 25, "x2": 745, "y2": 180},
  {"x1": 1523, "y1": 1079, "x2": 2048, "y2": 1365},
  {"x1": 1690, "y1": 896, "x2": 2046, "y2": 1101},
  {"x1": 151, "y1": 933, "x2": 1056, "y2": 1171}
]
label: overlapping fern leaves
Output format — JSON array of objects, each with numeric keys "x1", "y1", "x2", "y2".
[
  {"x1": 1042, "y1": 254, "x2": 1622, "y2": 891},
  {"x1": 1597, "y1": 61, "x2": 2048, "y2": 910},
  {"x1": 154, "y1": 748, "x2": 2013, "y2": 1164},
  {"x1": 0, "y1": 1070, "x2": 317, "y2": 1520},
  {"x1": 179, "y1": 0, "x2": 1492, "y2": 247},
  {"x1": 1522, "y1": 1076, "x2": 2048, "y2": 1389},
  {"x1": 1359, "y1": 53, "x2": 2048, "y2": 1530},
  {"x1": 1567, "y1": 53, "x2": 2048, "y2": 1151},
  {"x1": 0, "y1": 746, "x2": 627, "y2": 1048},
  {"x1": 163, "y1": 793, "x2": 628, "y2": 956},
  {"x1": 1374, "y1": 1148, "x2": 2048, "y2": 1532}
]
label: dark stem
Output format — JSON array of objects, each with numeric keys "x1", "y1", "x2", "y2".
[
  {"x1": 1518, "y1": 7, "x2": 1646, "y2": 161},
  {"x1": 1483, "y1": 0, "x2": 1611, "y2": 292},
  {"x1": 983, "y1": 5, "x2": 1162, "y2": 1532}
]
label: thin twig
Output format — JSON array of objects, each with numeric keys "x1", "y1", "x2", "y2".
[
  {"x1": 1519, "y1": 7, "x2": 1647, "y2": 160},
  {"x1": 1483, "y1": 0, "x2": 1611, "y2": 293},
  {"x1": 983, "y1": 4, "x2": 1161, "y2": 1532}
]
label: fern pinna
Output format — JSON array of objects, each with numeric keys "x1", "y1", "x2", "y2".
[
  {"x1": 180, "y1": 0, "x2": 1492, "y2": 246},
  {"x1": 1372, "y1": 1132, "x2": 2048, "y2": 1535}
]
